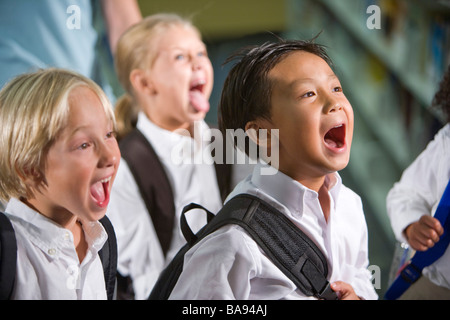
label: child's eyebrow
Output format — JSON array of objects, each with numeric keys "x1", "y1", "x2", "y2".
[
  {"x1": 289, "y1": 74, "x2": 339, "y2": 87},
  {"x1": 169, "y1": 43, "x2": 206, "y2": 51},
  {"x1": 328, "y1": 74, "x2": 339, "y2": 80},
  {"x1": 67, "y1": 126, "x2": 89, "y2": 138}
]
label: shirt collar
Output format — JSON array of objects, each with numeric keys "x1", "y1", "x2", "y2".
[
  {"x1": 5, "y1": 198, "x2": 107, "y2": 261},
  {"x1": 251, "y1": 163, "x2": 342, "y2": 217},
  {"x1": 137, "y1": 111, "x2": 184, "y2": 157},
  {"x1": 136, "y1": 112, "x2": 211, "y2": 162}
]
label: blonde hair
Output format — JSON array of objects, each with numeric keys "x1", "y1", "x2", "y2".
[
  {"x1": 0, "y1": 68, "x2": 115, "y2": 202},
  {"x1": 114, "y1": 13, "x2": 199, "y2": 140}
]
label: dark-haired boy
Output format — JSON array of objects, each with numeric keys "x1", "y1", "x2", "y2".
[{"x1": 169, "y1": 40, "x2": 377, "y2": 300}]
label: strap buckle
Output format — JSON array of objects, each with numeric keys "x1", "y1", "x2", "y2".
[
  {"x1": 400, "y1": 263, "x2": 422, "y2": 284},
  {"x1": 317, "y1": 282, "x2": 338, "y2": 300}
]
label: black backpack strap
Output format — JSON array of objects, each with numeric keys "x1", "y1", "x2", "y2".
[
  {"x1": 119, "y1": 129, "x2": 175, "y2": 256},
  {"x1": 234, "y1": 195, "x2": 337, "y2": 300},
  {"x1": 213, "y1": 160, "x2": 232, "y2": 202},
  {"x1": 180, "y1": 203, "x2": 216, "y2": 245},
  {"x1": 210, "y1": 128, "x2": 233, "y2": 202},
  {"x1": 98, "y1": 215, "x2": 118, "y2": 300},
  {"x1": 0, "y1": 212, "x2": 17, "y2": 300},
  {"x1": 150, "y1": 194, "x2": 337, "y2": 300},
  {"x1": 120, "y1": 127, "x2": 233, "y2": 253},
  {"x1": 0, "y1": 212, "x2": 117, "y2": 300}
]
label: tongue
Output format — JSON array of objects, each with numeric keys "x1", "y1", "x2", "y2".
[
  {"x1": 90, "y1": 181, "x2": 105, "y2": 203},
  {"x1": 324, "y1": 137, "x2": 338, "y2": 148},
  {"x1": 189, "y1": 90, "x2": 210, "y2": 113},
  {"x1": 324, "y1": 127, "x2": 344, "y2": 148}
]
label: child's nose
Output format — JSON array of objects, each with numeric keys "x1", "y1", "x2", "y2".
[
  {"x1": 191, "y1": 56, "x2": 205, "y2": 71},
  {"x1": 192, "y1": 61, "x2": 201, "y2": 70},
  {"x1": 324, "y1": 97, "x2": 343, "y2": 114},
  {"x1": 98, "y1": 142, "x2": 119, "y2": 168}
]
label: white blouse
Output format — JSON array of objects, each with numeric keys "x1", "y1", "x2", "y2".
[{"x1": 107, "y1": 112, "x2": 223, "y2": 299}]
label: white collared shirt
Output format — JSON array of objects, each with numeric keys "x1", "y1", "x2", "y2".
[
  {"x1": 387, "y1": 124, "x2": 450, "y2": 289},
  {"x1": 169, "y1": 164, "x2": 378, "y2": 300},
  {"x1": 5, "y1": 198, "x2": 108, "y2": 300},
  {"x1": 107, "y1": 112, "x2": 223, "y2": 299}
]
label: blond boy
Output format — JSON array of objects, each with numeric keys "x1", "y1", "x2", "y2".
[{"x1": 0, "y1": 68, "x2": 120, "y2": 299}]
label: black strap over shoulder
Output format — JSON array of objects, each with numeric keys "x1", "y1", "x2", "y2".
[
  {"x1": 119, "y1": 129, "x2": 175, "y2": 257},
  {"x1": 210, "y1": 128, "x2": 233, "y2": 202},
  {"x1": 98, "y1": 215, "x2": 118, "y2": 300},
  {"x1": 119, "y1": 128, "x2": 233, "y2": 257},
  {"x1": 0, "y1": 212, "x2": 117, "y2": 300},
  {"x1": 149, "y1": 194, "x2": 337, "y2": 300},
  {"x1": 0, "y1": 212, "x2": 17, "y2": 300}
]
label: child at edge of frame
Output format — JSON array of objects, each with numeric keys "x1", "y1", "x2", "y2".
[
  {"x1": 168, "y1": 38, "x2": 378, "y2": 300},
  {"x1": 0, "y1": 68, "x2": 121, "y2": 299},
  {"x1": 386, "y1": 64, "x2": 450, "y2": 300}
]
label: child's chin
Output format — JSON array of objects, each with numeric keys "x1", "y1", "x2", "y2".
[
  {"x1": 85, "y1": 210, "x2": 107, "y2": 223},
  {"x1": 334, "y1": 157, "x2": 350, "y2": 172},
  {"x1": 87, "y1": 199, "x2": 109, "y2": 218},
  {"x1": 187, "y1": 108, "x2": 207, "y2": 120}
]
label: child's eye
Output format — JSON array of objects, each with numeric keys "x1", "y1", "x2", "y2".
[
  {"x1": 106, "y1": 131, "x2": 117, "y2": 139},
  {"x1": 333, "y1": 86, "x2": 343, "y2": 93},
  {"x1": 301, "y1": 91, "x2": 315, "y2": 98},
  {"x1": 175, "y1": 54, "x2": 185, "y2": 60},
  {"x1": 78, "y1": 142, "x2": 90, "y2": 150}
]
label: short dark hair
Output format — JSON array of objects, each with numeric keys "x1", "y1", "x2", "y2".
[
  {"x1": 218, "y1": 38, "x2": 332, "y2": 155},
  {"x1": 433, "y1": 64, "x2": 450, "y2": 123}
]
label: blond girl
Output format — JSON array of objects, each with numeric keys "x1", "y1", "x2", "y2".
[{"x1": 107, "y1": 13, "x2": 230, "y2": 299}]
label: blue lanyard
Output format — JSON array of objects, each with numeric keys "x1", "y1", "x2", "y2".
[{"x1": 385, "y1": 180, "x2": 450, "y2": 300}]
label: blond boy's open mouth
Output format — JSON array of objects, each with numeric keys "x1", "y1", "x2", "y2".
[{"x1": 90, "y1": 176, "x2": 112, "y2": 208}]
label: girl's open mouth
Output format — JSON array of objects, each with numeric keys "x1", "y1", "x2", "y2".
[
  {"x1": 90, "y1": 176, "x2": 112, "y2": 208},
  {"x1": 324, "y1": 124, "x2": 346, "y2": 150},
  {"x1": 189, "y1": 79, "x2": 209, "y2": 113}
]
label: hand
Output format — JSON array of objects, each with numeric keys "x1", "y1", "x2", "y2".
[
  {"x1": 404, "y1": 215, "x2": 444, "y2": 251},
  {"x1": 330, "y1": 281, "x2": 360, "y2": 300}
]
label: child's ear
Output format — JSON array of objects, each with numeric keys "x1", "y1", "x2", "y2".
[
  {"x1": 129, "y1": 69, "x2": 156, "y2": 96},
  {"x1": 13, "y1": 166, "x2": 45, "y2": 201},
  {"x1": 27, "y1": 171, "x2": 42, "y2": 186},
  {"x1": 245, "y1": 119, "x2": 273, "y2": 149},
  {"x1": 17, "y1": 165, "x2": 45, "y2": 188}
]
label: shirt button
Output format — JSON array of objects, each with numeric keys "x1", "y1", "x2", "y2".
[
  {"x1": 64, "y1": 232, "x2": 70, "y2": 241},
  {"x1": 48, "y1": 248, "x2": 57, "y2": 255}
]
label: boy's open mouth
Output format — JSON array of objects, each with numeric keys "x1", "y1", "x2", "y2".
[
  {"x1": 324, "y1": 124, "x2": 346, "y2": 149},
  {"x1": 189, "y1": 79, "x2": 209, "y2": 113},
  {"x1": 90, "y1": 176, "x2": 112, "y2": 208}
]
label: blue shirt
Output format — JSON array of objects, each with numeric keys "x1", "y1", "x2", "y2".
[{"x1": 0, "y1": 0, "x2": 98, "y2": 88}]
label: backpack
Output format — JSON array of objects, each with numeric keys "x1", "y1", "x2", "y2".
[
  {"x1": 118, "y1": 128, "x2": 232, "y2": 299},
  {"x1": 0, "y1": 212, "x2": 117, "y2": 300},
  {"x1": 149, "y1": 193, "x2": 338, "y2": 300},
  {"x1": 119, "y1": 128, "x2": 232, "y2": 256}
]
